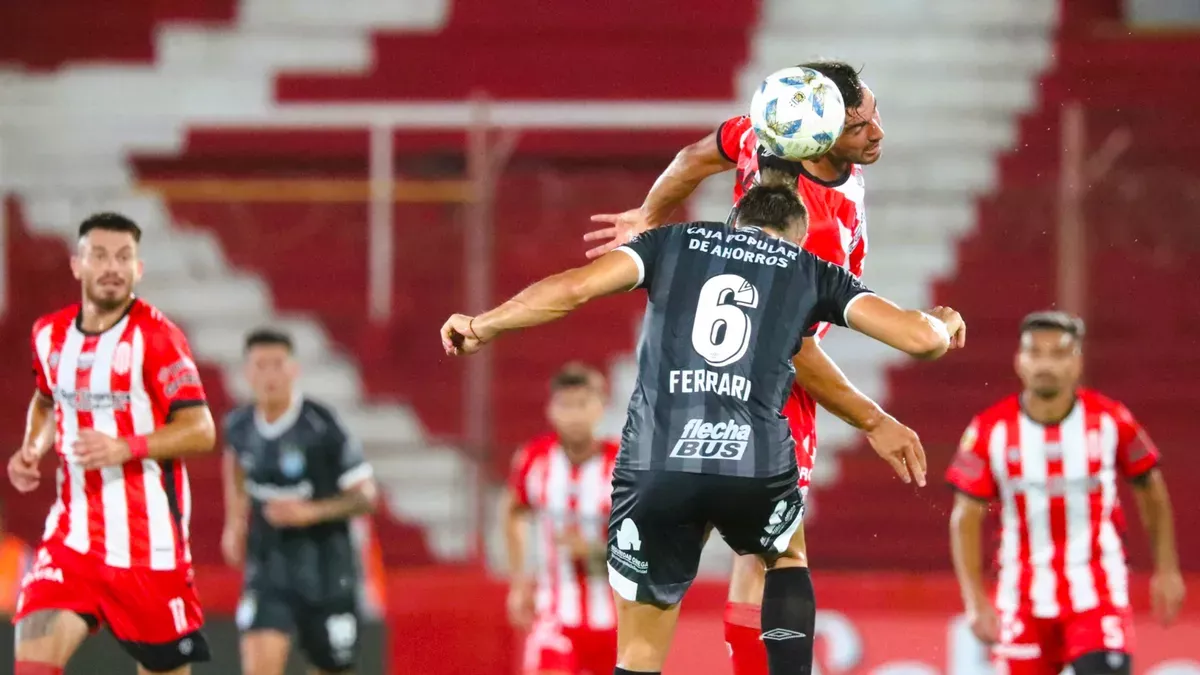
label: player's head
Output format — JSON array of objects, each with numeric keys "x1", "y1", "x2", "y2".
[
  {"x1": 798, "y1": 59, "x2": 884, "y2": 165},
  {"x1": 736, "y1": 174, "x2": 809, "y2": 243},
  {"x1": 72, "y1": 212, "x2": 144, "y2": 311},
  {"x1": 1016, "y1": 311, "x2": 1085, "y2": 399},
  {"x1": 243, "y1": 328, "x2": 298, "y2": 405},
  {"x1": 546, "y1": 362, "x2": 606, "y2": 447}
]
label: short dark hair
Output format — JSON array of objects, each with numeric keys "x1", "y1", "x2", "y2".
[
  {"x1": 550, "y1": 361, "x2": 603, "y2": 394},
  {"x1": 735, "y1": 178, "x2": 808, "y2": 239},
  {"x1": 79, "y1": 212, "x2": 142, "y2": 242},
  {"x1": 244, "y1": 328, "x2": 294, "y2": 354},
  {"x1": 1020, "y1": 311, "x2": 1085, "y2": 341},
  {"x1": 797, "y1": 59, "x2": 866, "y2": 111}
]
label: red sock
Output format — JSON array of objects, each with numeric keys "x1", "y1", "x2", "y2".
[
  {"x1": 724, "y1": 601, "x2": 769, "y2": 675},
  {"x1": 15, "y1": 663, "x2": 64, "y2": 675}
]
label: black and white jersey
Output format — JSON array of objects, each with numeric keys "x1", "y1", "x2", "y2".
[
  {"x1": 614, "y1": 222, "x2": 873, "y2": 478},
  {"x1": 224, "y1": 396, "x2": 374, "y2": 604}
]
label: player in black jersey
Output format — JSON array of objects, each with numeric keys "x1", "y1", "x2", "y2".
[
  {"x1": 222, "y1": 329, "x2": 378, "y2": 675},
  {"x1": 440, "y1": 176, "x2": 966, "y2": 675}
]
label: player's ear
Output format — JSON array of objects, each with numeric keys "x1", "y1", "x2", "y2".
[
  {"x1": 134, "y1": 259, "x2": 145, "y2": 283},
  {"x1": 70, "y1": 253, "x2": 82, "y2": 280}
]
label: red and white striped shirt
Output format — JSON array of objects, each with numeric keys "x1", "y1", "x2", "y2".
[
  {"x1": 31, "y1": 298, "x2": 207, "y2": 570},
  {"x1": 509, "y1": 434, "x2": 619, "y2": 631},
  {"x1": 718, "y1": 114, "x2": 869, "y2": 475},
  {"x1": 946, "y1": 390, "x2": 1161, "y2": 618}
]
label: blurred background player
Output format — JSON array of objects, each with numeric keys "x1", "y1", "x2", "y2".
[
  {"x1": 7, "y1": 212, "x2": 217, "y2": 675},
  {"x1": 586, "y1": 60, "x2": 906, "y2": 675},
  {"x1": 947, "y1": 311, "x2": 1186, "y2": 675},
  {"x1": 503, "y1": 363, "x2": 620, "y2": 675},
  {"x1": 222, "y1": 328, "x2": 379, "y2": 675}
]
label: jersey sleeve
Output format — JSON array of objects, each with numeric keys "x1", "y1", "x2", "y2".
[
  {"x1": 328, "y1": 412, "x2": 373, "y2": 490},
  {"x1": 143, "y1": 319, "x2": 207, "y2": 418},
  {"x1": 716, "y1": 115, "x2": 752, "y2": 164},
  {"x1": 806, "y1": 257, "x2": 874, "y2": 334},
  {"x1": 614, "y1": 225, "x2": 674, "y2": 290},
  {"x1": 30, "y1": 322, "x2": 52, "y2": 398},
  {"x1": 945, "y1": 417, "x2": 998, "y2": 501},
  {"x1": 1112, "y1": 402, "x2": 1160, "y2": 480}
]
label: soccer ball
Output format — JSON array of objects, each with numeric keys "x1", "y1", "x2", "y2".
[{"x1": 749, "y1": 67, "x2": 846, "y2": 160}]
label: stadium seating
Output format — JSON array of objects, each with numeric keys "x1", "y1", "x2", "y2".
[
  {"x1": 807, "y1": 18, "x2": 1200, "y2": 570},
  {"x1": 0, "y1": 0, "x2": 236, "y2": 70}
]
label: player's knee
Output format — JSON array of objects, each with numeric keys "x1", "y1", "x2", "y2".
[{"x1": 1072, "y1": 650, "x2": 1131, "y2": 675}]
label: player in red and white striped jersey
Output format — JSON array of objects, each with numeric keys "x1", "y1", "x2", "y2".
[
  {"x1": 503, "y1": 363, "x2": 620, "y2": 675},
  {"x1": 586, "y1": 60, "x2": 927, "y2": 675},
  {"x1": 7, "y1": 213, "x2": 217, "y2": 675},
  {"x1": 948, "y1": 311, "x2": 1185, "y2": 675}
]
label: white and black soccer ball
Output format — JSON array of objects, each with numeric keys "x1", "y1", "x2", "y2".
[{"x1": 749, "y1": 66, "x2": 846, "y2": 160}]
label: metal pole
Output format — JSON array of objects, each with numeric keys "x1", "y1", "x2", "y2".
[
  {"x1": 463, "y1": 93, "x2": 521, "y2": 564},
  {"x1": 368, "y1": 121, "x2": 394, "y2": 323},
  {"x1": 1057, "y1": 102, "x2": 1087, "y2": 318},
  {"x1": 464, "y1": 95, "x2": 492, "y2": 564}
]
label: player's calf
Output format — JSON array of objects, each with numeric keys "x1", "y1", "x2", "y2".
[
  {"x1": 14, "y1": 609, "x2": 91, "y2": 670},
  {"x1": 758, "y1": 522, "x2": 815, "y2": 675}
]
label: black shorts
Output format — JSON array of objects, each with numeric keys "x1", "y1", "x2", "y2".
[
  {"x1": 236, "y1": 589, "x2": 360, "y2": 673},
  {"x1": 606, "y1": 467, "x2": 804, "y2": 607}
]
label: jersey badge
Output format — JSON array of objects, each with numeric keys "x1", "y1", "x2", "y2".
[{"x1": 279, "y1": 445, "x2": 306, "y2": 478}]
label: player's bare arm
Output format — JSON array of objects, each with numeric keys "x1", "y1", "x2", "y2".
[
  {"x1": 221, "y1": 449, "x2": 250, "y2": 566},
  {"x1": 845, "y1": 296, "x2": 965, "y2": 360},
  {"x1": 1131, "y1": 468, "x2": 1186, "y2": 625},
  {"x1": 501, "y1": 488, "x2": 536, "y2": 630},
  {"x1": 8, "y1": 391, "x2": 55, "y2": 492},
  {"x1": 949, "y1": 492, "x2": 999, "y2": 644},
  {"x1": 262, "y1": 477, "x2": 378, "y2": 529},
  {"x1": 585, "y1": 130, "x2": 735, "y2": 259},
  {"x1": 793, "y1": 341, "x2": 927, "y2": 486},
  {"x1": 73, "y1": 405, "x2": 216, "y2": 470},
  {"x1": 441, "y1": 250, "x2": 641, "y2": 355}
]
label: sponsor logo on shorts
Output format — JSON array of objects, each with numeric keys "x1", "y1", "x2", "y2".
[
  {"x1": 23, "y1": 549, "x2": 64, "y2": 586},
  {"x1": 760, "y1": 499, "x2": 800, "y2": 548},
  {"x1": 609, "y1": 518, "x2": 647, "y2": 573},
  {"x1": 669, "y1": 418, "x2": 751, "y2": 460},
  {"x1": 761, "y1": 628, "x2": 807, "y2": 641}
]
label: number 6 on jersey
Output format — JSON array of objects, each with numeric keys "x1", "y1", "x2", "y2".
[{"x1": 691, "y1": 274, "x2": 760, "y2": 367}]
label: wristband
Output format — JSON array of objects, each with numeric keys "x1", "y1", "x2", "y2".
[
  {"x1": 468, "y1": 317, "x2": 487, "y2": 344},
  {"x1": 126, "y1": 435, "x2": 149, "y2": 461}
]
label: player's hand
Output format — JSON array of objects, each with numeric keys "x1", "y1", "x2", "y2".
[
  {"x1": 441, "y1": 314, "x2": 487, "y2": 356},
  {"x1": 584, "y1": 208, "x2": 653, "y2": 259},
  {"x1": 1151, "y1": 568, "x2": 1186, "y2": 626},
  {"x1": 8, "y1": 447, "x2": 42, "y2": 493},
  {"x1": 506, "y1": 578, "x2": 536, "y2": 631},
  {"x1": 966, "y1": 603, "x2": 1000, "y2": 645},
  {"x1": 865, "y1": 413, "x2": 927, "y2": 487},
  {"x1": 928, "y1": 306, "x2": 967, "y2": 350},
  {"x1": 73, "y1": 429, "x2": 132, "y2": 469},
  {"x1": 263, "y1": 498, "x2": 322, "y2": 528},
  {"x1": 221, "y1": 523, "x2": 246, "y2": 567}
]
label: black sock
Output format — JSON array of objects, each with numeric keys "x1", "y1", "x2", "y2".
[
  {"x1": 614, "y1": 669, "x2": 660, "y2": 675},
  {"x1": 761, "y1": 566, "x2": 816, "y2": 675}
]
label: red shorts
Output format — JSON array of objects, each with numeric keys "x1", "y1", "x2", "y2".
[
  {"x1": 522, "y1": 618, "x2": 617, "y2": 675},
  {"x1": 994, "y1": 605, "x2": 1134, "y2": 674},
  {"x1": 14, "y1": 541, "x2": 204, "y2": 646}
]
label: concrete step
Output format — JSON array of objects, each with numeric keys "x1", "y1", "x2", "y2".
[{"x1": 158, "y1": 27, "x2": 370, "y2": 74}]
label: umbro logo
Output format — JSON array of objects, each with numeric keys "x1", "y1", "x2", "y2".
[{"x1": 761, "y1": 628, "x2": 807, "y2": 641}]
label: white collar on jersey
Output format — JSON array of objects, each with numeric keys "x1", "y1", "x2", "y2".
[{"x1": 253, "y1": 390, "x2": 304, "y2": 440}]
